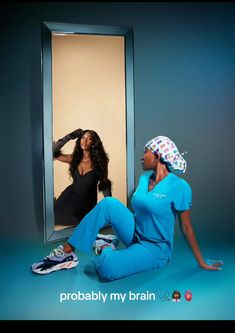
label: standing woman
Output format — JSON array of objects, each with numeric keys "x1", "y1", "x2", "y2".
[{"x1": 53, "y1": 129, "x2": 112, "y2": 227}]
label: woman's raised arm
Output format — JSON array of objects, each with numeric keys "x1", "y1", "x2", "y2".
[{"x1": 54, "y1": 154, "x2": 72, "y2": 164}]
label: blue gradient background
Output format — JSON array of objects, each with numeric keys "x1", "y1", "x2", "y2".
[{"x1": 1, "y1": 2, "x2": 235, "y2": 320}]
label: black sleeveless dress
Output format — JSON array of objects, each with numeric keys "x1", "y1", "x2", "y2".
[{"x1": 54, "y1": 169, "x2": 99, "y2": 226}]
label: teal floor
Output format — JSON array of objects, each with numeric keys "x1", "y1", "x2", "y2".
[{"x1": 1, "y1": 234, "x2": 235, "y2": 320}]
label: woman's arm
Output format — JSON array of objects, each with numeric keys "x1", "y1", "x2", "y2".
[
  {"x1": 99, "y1": 179, "x2": 112, "y2": 197},
  {"x1": 52, "y1": 129, "x2": 83, "y2": 159},
  {"x1": 54, "y1": 154, "x2": 72, "y2": 164},
  {"x1": 178, "y1": 210, "x2": 223, "y2": 270}
]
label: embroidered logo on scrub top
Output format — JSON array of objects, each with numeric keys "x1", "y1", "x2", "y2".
[{"x1": 153, "y1": 193, "x2": 167, "y2": 199}]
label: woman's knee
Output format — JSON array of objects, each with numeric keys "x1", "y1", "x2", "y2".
[{"x1": 98, "y1": 197, "x2": 121, "y2": 208}]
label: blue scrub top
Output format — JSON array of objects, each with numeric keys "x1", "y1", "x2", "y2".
[{"x1": 131, "y1": 171, "x2": 192, "y2": 260}]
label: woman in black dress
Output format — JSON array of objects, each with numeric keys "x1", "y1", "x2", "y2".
[{"x1": 53, "y1": 129, "x2": 111, "y2": 227}]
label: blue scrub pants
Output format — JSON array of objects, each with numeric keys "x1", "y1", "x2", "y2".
[{"x1": 68, "y1": 197, "x2": 168, "y2": 281}]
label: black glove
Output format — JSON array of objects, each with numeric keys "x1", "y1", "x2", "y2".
[
  {"x1": 67, "y1": 128, "x2": 84, "y2": 140},
  {"x1": 53, "y1": 128, "x2": 83, "y2": 158},
  {"x1": 98, "y1": 179, "x2": 112, "y2": 197}
]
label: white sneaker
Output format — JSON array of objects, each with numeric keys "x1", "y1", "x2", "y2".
[
  {"x1": 31, "y1": 245, "x2": 79, "y2": 274},
  {"x1": 93, "y1": 234, "x2": 119, "y2": 255}
]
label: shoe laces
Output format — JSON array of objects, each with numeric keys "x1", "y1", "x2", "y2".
[{"x1": 46, "y1": 245, "x2": 65, "y2": 259}]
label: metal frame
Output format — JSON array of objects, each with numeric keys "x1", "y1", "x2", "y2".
[{"x1": 41, "y1": 21, "x2": 135, "y2": 243}]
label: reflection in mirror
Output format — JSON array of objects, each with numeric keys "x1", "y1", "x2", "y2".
[
  {"x1": 52, "y1": 34, "x2": 126, "y2": 232},
  {"x1": 42, "y1": 22, "x2": 134, "y2": 243},
  {"x1": 53, "y1": 129, "x2": 111, "y2": 231}
]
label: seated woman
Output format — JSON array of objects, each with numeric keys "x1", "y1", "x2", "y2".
[
  {"x1": 53, "y1": 128, "x2": 112, "y2": 227},
  {"x1": 32, "y1": 135, "x2": 223, "y2": 279}
]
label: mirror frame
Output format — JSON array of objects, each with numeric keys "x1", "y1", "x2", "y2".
[{"x1": 41, "y1": 21, "x2": 135, "y2": 243}]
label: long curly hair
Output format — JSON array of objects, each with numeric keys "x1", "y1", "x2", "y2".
[{"x1": 69, "y1": 130, "x2": 111, "y2": 191}]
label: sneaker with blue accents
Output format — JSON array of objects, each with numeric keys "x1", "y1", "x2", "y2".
[
  {"x1": 31, "y1": 245, "x2": 79, "y2": 275},
  {"x1": 93, "y1": 234, "x2": 119, "y2": 255}
]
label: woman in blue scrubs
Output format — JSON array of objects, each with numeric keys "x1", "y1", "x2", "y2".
[{"x1": 32, "y1": 136, "x2": 223, "y2": 279}]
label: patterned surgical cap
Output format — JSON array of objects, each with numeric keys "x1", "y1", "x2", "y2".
[{"x1": 145, "y1": 136, "x2": 187, "y2": 174}]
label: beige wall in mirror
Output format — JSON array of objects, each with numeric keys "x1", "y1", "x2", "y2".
[{"x1": 52, "y1": 34, "x2": 126, "y2": 230}]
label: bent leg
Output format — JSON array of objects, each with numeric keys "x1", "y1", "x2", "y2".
[
  {"x1": 68, "y1": 197, "x2": 135, "y2": 253},
  {"x1": 92, "y1": 243, "x2": 168, "y2": 281}
]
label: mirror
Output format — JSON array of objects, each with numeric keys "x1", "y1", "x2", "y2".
[{"x1": 42, "y1": 22, "x2": 134, "y2": 243}]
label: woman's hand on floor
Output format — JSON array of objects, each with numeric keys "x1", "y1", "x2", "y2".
[{"x1": 199, "y1": 259, "x2": 224, "y2": 271}]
